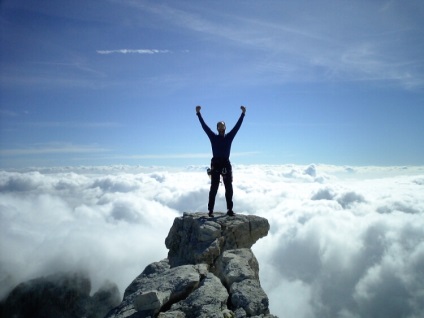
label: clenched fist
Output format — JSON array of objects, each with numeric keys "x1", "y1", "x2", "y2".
[{"x1": 196, "y1": 105, "x2": 201, "y2": 113}]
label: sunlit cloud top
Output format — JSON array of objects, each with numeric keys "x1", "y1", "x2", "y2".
[{"x1": 1, "y1": 164, "x2": 424, "y2": 317}]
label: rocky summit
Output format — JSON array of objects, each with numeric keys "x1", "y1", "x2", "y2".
[{"x1": 106, "y1": 212, "x2": 277, "y2": 318}]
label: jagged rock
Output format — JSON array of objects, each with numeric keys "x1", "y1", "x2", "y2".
[
  {"x1": 157, "y1": 311, "x2": 186, "y2": 318},
  {"x1": 0, "y1": 272, "x2": 120, "y2": 318},
  {"x1": 231, "y1": 279, "x2": 269, "y2": 316},
  {"x1": 215, "y1": 248, "x2": 270, "y2": 315},
  {"x1": 105, "y1": 260, "x2": 208, "y2": 317},
  {"x1": 165, "y1": 212, "x2": 270, "y2": 267},
  {"x1": 216, "y1": 248, "x2": 259, "y2": 287},
  {"x1": 124, "y1": 259, "x2": 171, "y2": 298},
  {"x1": 107, "y1": 212, "x2": 277, "y2": 318},
  {"x1": 169, "y1": 273, "x2": 229, "y2": 317}
]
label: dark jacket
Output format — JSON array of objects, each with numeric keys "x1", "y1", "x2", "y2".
[{"x1": 197, "y1": 112, "x2": 245, "y2": 160}]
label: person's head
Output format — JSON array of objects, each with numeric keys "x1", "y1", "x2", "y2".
[{"x1": 217, "y1": 121, "x2": 226, "y2": 135}]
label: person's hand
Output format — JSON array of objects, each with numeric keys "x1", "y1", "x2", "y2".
[
  {"x1": 241, "y1": 105, "x2": 246, "y2": 114},
  {"x1": 196, "y1": 105, "x2": 201, "y2": 113}
]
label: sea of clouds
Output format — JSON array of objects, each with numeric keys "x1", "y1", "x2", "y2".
[{"x1": 1, "y1": 164, "x2": 424, "y2": 318}]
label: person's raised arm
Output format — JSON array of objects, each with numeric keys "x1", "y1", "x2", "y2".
[
  {"x1": 226, "y1": 106, "x2": 246, "y2": 138},
  {"x1": 196, "y1": 105, "x2": 214, "y2": 138}
]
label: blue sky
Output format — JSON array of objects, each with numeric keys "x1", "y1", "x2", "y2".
[{"x1": 1, "y1": 0, "x2": 424, "y2": 168}]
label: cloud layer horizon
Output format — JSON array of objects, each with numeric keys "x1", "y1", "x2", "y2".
[{"x1": 1, "y1": 164, "x2": 424, "y2": 317}]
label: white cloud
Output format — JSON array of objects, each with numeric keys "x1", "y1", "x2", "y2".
[
  {"x1": 0, "y1": 143, "x2": 110, "y2": 156},
  {"x1": 96, "y1": 49, "x2": 171, "y2": 55},
  {"x1": 1, "y1": 164, "x2": 424, "y2": 317}
]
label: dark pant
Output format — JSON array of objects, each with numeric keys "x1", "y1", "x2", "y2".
[{"x1": 208, "y1": 158, "x2": 233, "y2": 212}]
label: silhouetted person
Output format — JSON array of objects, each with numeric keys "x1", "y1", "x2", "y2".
[{"x1": 196, "y1": 105, "x2": 246, "y2": 217}]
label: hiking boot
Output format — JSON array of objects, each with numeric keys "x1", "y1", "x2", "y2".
[
  {"x1": 208, "y1": 211, "x2": 214, "y2": 218},
  {"x1": 226, "y1": 210, "x2": 235, "y2": 217}
]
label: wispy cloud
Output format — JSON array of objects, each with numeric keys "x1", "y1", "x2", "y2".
[
  {"x1": 96, "y1": 49, "x2": 171, "y2": 55},
  {"x1": 0, "y1": 143, "x2": 110, "y2": 156},
  {"x1": 2, "y1": 121, "x2": 121, "y2": 130},
  {"x1": 124, "y1": 2, "x2": 424, "y2": 89},
  {"x1": 25, "y1": 122, "x2": 122, "y2": 129}
]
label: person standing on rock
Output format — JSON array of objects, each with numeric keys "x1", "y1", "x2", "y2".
[{"x1": 196, "y1": 105, "x2": 246, "y2": 217}]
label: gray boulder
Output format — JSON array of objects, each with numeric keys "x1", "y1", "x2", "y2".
[
  {"x1": 231, "y1": 279, "x2": 270, "y2": 316},
  {"x1": 107, "y1": 212, "x2": 277, "y2": 318},
  {"x1": 105, "y1": 260, "x2": 207, "y2": 317},
  {"x1": 165, "y1": 212, "x2": 270, "y2": 267},
  {"x1": 169, "y1": 273, "x2": 229, "y2": 317},
  {"x1": 216, "y1": 248, "x2": 270, "y2": 315},
  {"x1": 216, "y1": 248, "x2": 260, "y2": 287}
]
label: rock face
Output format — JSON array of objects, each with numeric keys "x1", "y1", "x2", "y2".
[
  {"x1": 106, "y1": 212, "x2": 277, "y2": 318},
  {"x1": 0, "y1": 272, "x2": 120, "y2": 318}
]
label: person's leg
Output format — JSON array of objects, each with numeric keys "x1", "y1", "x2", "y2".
[
  {"x1": 208, "y1": 170, "x2": 220, "y2": 213},
  {"x1": 223, "y1": 165, "x2": 234, "y2": 213}
]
